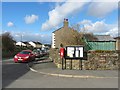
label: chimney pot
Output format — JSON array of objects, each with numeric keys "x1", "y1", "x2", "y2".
[{"x1": 63, "y1": 18, "x2": 68, "y2": 28}]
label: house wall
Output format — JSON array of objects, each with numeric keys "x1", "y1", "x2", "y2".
[
  {"x1": 116, "y1": 39, "x2": 120, "y2": 50},
  {"x1": 86, "y1": 41, "x2": 116, "y2": 50},
  {"x1": 29, "y1": 42, "x2": 36, "y2": 48},
  {"x1": 52, "y1": 19, "x2": 75, "y2": 49},
  {"x1": 16, "y1": 42, "x2": 26, "y2": 46},
  {"x1": 36, "y1": 44, "x2": 42, "y2": 48},
  {"x1": 52, "y1": 33, "x2": 55, "y2": 48},
  {"x1": 53, "y1": 27, "x2": 74, "y2": 48}
]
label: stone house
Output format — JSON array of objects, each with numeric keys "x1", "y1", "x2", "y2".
[
  {"x1": 52, "y1": 19, "x2": 79, "y2": 48},
  {"x1": 51, "y1": 19, "x2": 117, "y2": 51}
]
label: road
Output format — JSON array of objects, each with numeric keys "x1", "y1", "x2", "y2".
[{"x1": 2, "y1": 57, "x2": 119, "y2": 88}]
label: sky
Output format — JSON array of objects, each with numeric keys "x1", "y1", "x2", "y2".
[{"x1": 1, "y1": 0, "x2": 119, "y2": 44}]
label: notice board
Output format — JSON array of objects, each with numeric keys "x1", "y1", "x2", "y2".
[{"x1": 65, "y1": 46, "x2": 87, "y2": 60}]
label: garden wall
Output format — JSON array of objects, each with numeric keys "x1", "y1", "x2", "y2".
[{"x1": 49, "y1": 49, "x2": 119, "y2": 70}]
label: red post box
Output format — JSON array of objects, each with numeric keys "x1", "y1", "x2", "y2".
[{"x1": 60, "y1": 47, "x2": 65, "y2": 58}]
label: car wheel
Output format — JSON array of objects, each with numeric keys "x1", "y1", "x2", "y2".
[{"x1": 33, "y1": 58, "x2": 35, "y2": 61}]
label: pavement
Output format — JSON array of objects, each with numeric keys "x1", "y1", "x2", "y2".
[
  {"x1": 2, "y1": 58, "x2": 118, "y2": 88},
  {"x1": 28, "y1": 57, "x2": 118, "y2": 79}
]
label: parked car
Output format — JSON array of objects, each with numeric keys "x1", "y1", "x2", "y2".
[
  {"x1": 32, "y1": 49, "x2": 48, "y2": 58},
  {"x1": 32, "y1": 49, "x2": 42, "y2": 58},
  {"x1": 14, "y1": 50, "x2": 35, "y2": 63},
  {"x1": 41, "y1": 50, "x2": 48, "y2": 56}
]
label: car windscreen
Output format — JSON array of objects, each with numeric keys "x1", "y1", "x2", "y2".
[
  {"x1": 33, "y1": 50, "x2": 40, "y2": 53},
  {"x1": 20, "y1": 51, "x2": 31, "y2": 54}
]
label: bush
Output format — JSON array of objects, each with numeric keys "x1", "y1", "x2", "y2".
[
  {"x1": 2, "y1": 46, "x2": 34, "y2": 59},
  {"x1": 2, "y1": 32, "x2": 16, "y2": 52}
]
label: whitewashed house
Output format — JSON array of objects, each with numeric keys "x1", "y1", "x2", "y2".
[
  {"x1": 16, "y1": 41, "x2": 26, "y2": 46},
  {"x1": 28, "y1": 41, "x2": 42, "y2": 48},
  {"x1": 28, "y1": 41, "x2": 36, "y2": 48}
]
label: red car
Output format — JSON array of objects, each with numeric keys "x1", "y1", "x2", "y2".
[{"x1": 14, "y1": 50, "x2": 35, "y2": 63}]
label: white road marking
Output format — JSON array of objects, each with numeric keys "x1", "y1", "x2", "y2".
[
  {"x1": 28, "y1": 65, "x2": 118, "y2": 79},
  {"x1": 29, "y1": 68, "x2": 38, "y2": 73}
]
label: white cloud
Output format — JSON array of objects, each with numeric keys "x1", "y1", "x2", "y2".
[
  {"x1": 88, "y1": 2, "x2": 118, "y2": 18},
  {"x1": 9, "y1": 31, "x2": 51, "y2": 44},
  {"x1": 7, "y1": 21, "x2": 14, "y2": 27},
  {"x1": 79, "y1": 20, "x2": 92, "y2": 25},
  {"x1": 24, "y1": 14, "x2": 38, "y2": 24},
  {"x1": 41, "y1": 1, "x2": 89, "y2": 30},
  {"x1": 81, "y1": 20, "x2": 109, "y2": 33},
  {"x1": 2, "y1": 30, "x2": 51, "y2": 44},
  {"x1": 80, "y1": 19, "x2": 118, "y2": 37},
  {"x1": 105, "y1": 27, "x2": 118, "y2": 37}
]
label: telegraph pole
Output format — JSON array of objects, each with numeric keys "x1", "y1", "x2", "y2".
[{"x1": 21, "y1": 34, "x2": 22, "y2": 50}]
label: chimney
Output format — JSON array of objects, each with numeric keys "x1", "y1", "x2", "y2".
[{"x1": 63, "y1": 18, "x2": 68, "y2": 28}]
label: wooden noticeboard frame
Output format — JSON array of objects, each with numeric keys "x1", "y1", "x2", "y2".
[
  {"x1": 64, "y1": 45, "x2": 87, "y2": 60},
  {"x1": 62, "y1": 45, "x2": 87, "y2": 70}
]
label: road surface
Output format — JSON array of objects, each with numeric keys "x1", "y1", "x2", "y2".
[{"x1": 2, "y1": 57, "x2": 118, "y2": 88}]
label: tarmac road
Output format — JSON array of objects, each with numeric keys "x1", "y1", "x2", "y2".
[{"x1": 2, "y1": 57, "x2": 119, "y2": 88}]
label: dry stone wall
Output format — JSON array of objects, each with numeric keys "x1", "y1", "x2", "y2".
[{"x1": 49, "y1": 49, "x2": 119, "y2": 70}]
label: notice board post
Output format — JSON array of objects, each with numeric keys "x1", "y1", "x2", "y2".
[
  {"x1": 79, "y1": 60, "x2": 82, "y2": 70},
  {"x1": 64, "y1": 45, "x2": 87, "y2": 70}
]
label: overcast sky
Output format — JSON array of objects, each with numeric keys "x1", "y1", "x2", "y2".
[{"x1": 1, "y1": 0, "x2": 119, "y2": 44}]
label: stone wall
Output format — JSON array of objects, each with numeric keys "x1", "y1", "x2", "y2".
[
  {"x1": 49, "y1": 49, "x2": 119, "y2": 70},
  {"x1": 83, "y1": 51, "x2": 119, "y2": 70}
]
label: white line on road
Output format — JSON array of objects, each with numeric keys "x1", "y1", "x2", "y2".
[{"x1": 28, "y1": 66, "x2": 118, "y2": 79}]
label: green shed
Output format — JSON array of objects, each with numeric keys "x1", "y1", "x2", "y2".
[{"x1": 84, "y1": 35, "x2": 116, "y2": 51}]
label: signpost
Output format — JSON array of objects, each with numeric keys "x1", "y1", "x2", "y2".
[{"x1": 61, "y1": 45, "x2": 87, "y2": 70}]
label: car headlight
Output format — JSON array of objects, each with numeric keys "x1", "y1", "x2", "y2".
[
  {"x1": 25, "y1": 56, "x2": 29, "y2": 59},
  {"x1": 14, "y1": 55, "x2": 18, "y2": 58}
]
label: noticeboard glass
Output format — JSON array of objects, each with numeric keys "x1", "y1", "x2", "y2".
[{"x1": 65, "y1": 46, "x2": 87, "y2": 60}]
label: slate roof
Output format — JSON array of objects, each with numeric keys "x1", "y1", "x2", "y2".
[
  {"x1": 52, "y1": 27, "x2": 63, "y2": 33},
  {"x1": 94, "y1": 35, "x2": 115, "y2": 41},
  {"x1": 31, "y1": 41, "x2": 42, "y2": 45},
  {"x1": 114, "y1": 36, "x2": 120, "y2": 39},
  {"x1": 83, "y1": 34, "x2": 98, "y2": 41},
  {"x1": 22, "y1": 42, "x2": 32, "y2": 46}
]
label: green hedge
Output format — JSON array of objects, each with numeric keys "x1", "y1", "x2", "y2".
[{"x1": 2, "y1": 46, "x2": 34, "y2": 59}]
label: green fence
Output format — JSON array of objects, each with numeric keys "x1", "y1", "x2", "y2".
[{"x1": 86, "y1": 41, "x2": 116, "y2": 50}]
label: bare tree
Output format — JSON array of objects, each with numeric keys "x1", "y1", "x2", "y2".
[
  {"x1": 71, "y1": 24, "x2": 81, "y2": 32},
  {"x1": 2, "y1": 32, "x2": 16, "y2": 52},
  {"x1": 60, "y1": 28, "x2": 84, "y2": 46}
]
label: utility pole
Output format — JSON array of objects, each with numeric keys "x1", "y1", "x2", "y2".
[{"x1": 21, "y1": 34, "x2": 22, "y2": 50}]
